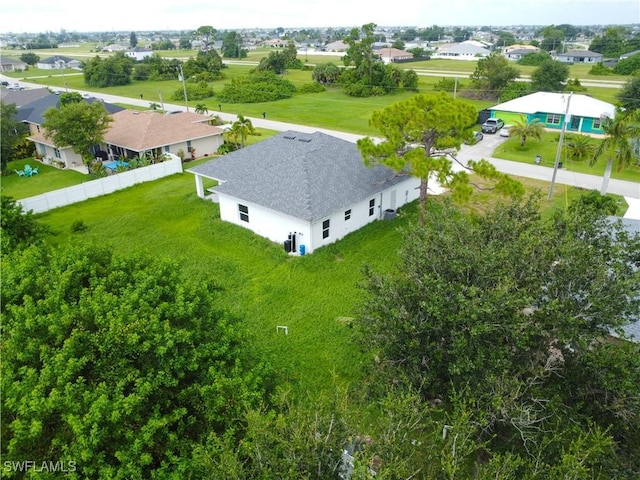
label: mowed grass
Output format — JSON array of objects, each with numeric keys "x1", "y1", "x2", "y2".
[
  {"x1": 21, "y1": 59, "x2": 623, "y2": 137},
  {"x1": 493, "y1": 132, "x2": 640, "y2": 182},
  {"x1": 2, "y1": 158, "x2": 87, "y2": 199}
]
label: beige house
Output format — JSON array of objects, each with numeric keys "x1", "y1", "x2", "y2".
[
  {"x1": 102, "y1": 110, "x2": 224, "y2": 162},
  {"x1": 374, "y1": 48, "x2": 413, "y2": 64},
  {"x1": 28, "y1": 108, "x2": 224, "y2": 170}
]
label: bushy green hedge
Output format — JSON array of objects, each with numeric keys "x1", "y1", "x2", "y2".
[
  {"x1": 172, "y1": 81, "x2": 215, "y2": 101},
  {"x1": 217, "y1": 72, "x2": 296, "y2": 103},
  {"x1": 297, "y1": 83, "x2": 326, "y2": 94}
]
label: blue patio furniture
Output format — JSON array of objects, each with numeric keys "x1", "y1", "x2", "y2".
[
  {"x1": 31, "y1": 166, "x2": 39, "y2": 175},
  {"x1": 24, "y1": 164, "x2": 33, "y2": 176},
  {"x1": 15, "y1": 169, "x2": 25, "y2": 177}
]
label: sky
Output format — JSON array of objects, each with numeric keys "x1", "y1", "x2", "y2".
[{"x1": 1, "y1": 0, "x2": 639, "y2": 34}]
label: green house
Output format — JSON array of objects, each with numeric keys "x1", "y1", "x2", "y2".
[{"x1": 488, "y1": 92, "x2": 615, "y2": 134}]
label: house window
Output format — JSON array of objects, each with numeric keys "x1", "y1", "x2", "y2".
[
  {"x1": 322, "y1": 219, "x2": 330, "y2": 239},
  {"x1": 164, "y1": 145, "x2": 170, "y2": 153},
  {"x1": 238, "y1": 204, "x2": 249, "y2": 222},
  {"x1": 546, "y1": 113, "x2": 561, "y2": 125},
  {"x1": 54, "y1": 148, "x2": 61, "y2": 159},
  {"x1": 187, "y1": 140, "x2": 192, "y2": 152},
  {"x1": 593, "y1": 118, "x2": 602, "y2": 129},
  {"x1": 369, "y1": 198, "x2": 375, "y2": 216},
  {"x1": 344, "y1": 209, "x2": 351, "y2": 221}
]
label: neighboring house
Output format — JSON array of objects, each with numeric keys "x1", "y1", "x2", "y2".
[
  {"x1": 374, "y1": 48, "x2": 414, "y2": 63},
  {"x1": 125, "y1": 47, "x2": 153, "y2": 62},
  {"x1": 322, "y1": 40, "x2": 349, "y2": 52},
  {"x1": 102, "y1": 44, "x2": 127, "y2": 52},
  {"x1": 554, "y1": 50, "x2": 603, "y2": 64},
  {"x1": 503, "y1": 47, "x2": 539, "y2": 61},
  {"x1": 0, "y1": 87, "x2": 51, "y2": 108},
  {"x1": 487, "y1": 92, "x2": 615, "y2": 135},
  {"x1": 18, "y1": 94, "x2": 125, "y2": 169},
  {"x1": 37, "y1": 55, "x2": 82, "y2": 70},
  {"x1": 264, "y1": 39, "x2": 286, "y2": 48},
  {"x1": 99, "y1": 110, "x2": 224, "y2": 162},
  {"x1": 433, "y1": 42, "x2": 491, "y2": 60},
  {"x1": 25, "y1": 107, "x2": 223, "y2": 169},
  {"x1": 503, "y1": 44, "x2": 538, "y2": 54},
  {"x1": 187, "y1": 130, "x2": 421, "y2": 254},
  {"x1": 0, "y1": 56, "x2": 27, "y2": 72}
]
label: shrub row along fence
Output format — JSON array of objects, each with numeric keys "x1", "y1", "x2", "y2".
[{"x1": 19, "y1": 154, "x2": 183, "y2": 214}]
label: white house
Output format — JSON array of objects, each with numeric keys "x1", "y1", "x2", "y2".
[
  {"x1": 125, "y1": 47, "x2": 154, "y2": 62},
  {"x1": 433, "y1": 41, "x2": 491, "y2": 60},
  {"x1": 554, "y1": 50, "x2": 603, "y2": 64},
  {"x1": 187, "y1": 131, "x2": 421, "y2": 254},
  {"x1": 36, "y1": 55, "x2": 82, "y2": 70}
]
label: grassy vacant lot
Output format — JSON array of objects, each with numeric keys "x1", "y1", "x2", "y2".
[{"x1": 28, "y1": 159, "x2": 606, "y2": 397}]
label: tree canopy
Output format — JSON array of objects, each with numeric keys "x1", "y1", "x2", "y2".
[
  {"x1": 355, "y1": 194, "x2": 640, "y2": 477},
  {"x1": 357, "y1": 92, "x2": 523, "y2": 224},
  {"x1": 1, "y1": 102, "x2": 22, "y2": 171},
  {"x1": 1, "y1": 243, "x2": 271, "y2": 478},
  {"x1": 529, "y1": 59, "x2": 570, "y2": 93},
  {"x1": 83, "y1": 52, "x2": 134, "y2": 87},
  {"x1": 469, "y1": 52, "x2": 520, "y2": 99},
  {"x1": 41, "y1": 97, "x2": 113, "y2": 170}
]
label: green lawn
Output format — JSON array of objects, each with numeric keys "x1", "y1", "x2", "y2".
[
  {"x1": 30, "y1": 161, "x2": 624, "y2": 398},
  {"x1": 2, "y1": 158, "x2": 87, "y2": 199},
  {"x1": 493, "y1": 132, "x2": 640, "y2": 183}
]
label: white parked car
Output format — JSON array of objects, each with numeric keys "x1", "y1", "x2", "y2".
[{"x1": 499, "y1": 125, "x2": 512, "y2": 137}]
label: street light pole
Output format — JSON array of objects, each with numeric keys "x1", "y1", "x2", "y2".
[
  {"x1": 178, "y1": 64, "x2": 189, "y2": 112},
  {"x1": 547, "y1": 91, "x2": 573, "y2": 200}
]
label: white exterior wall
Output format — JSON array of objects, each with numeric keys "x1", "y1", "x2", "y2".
[
  {"x1": 218, "y1": 193, "x2": 313, "y2": 252},
  {"x1": 309, "y1": 177, "x2": 421, "y2": 252},
  {"x1": 216, "y1": 176, "x2": 420, "y2": 254}
]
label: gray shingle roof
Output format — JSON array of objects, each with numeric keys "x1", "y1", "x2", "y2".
[
  {"x1": 188, "y1": 130, "x2": 409, "y2": 222},
  {"x1": 39, "y1": 55, "x2": 76, "y2": 64},
  {"x1": 15, "y1": 94, "x2": 123, "y2": 125}
]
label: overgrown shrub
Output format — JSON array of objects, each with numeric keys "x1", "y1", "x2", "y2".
[
  {"x1": 613, "y1": 53, "x2": 640, "y2": 75},
  {"x1": 217, "y1": 72, "x2": 296, "y2": 103},
  {"x1": 589, "y1": 63, "x2": 614, "y2": 75},
  {"x1": 516, "y1": 51, "x2": 552, "y2": 66},
  {"x1": 297, "y1": 83, "x2": 326, "y2": 94},
  {"x1": 70, "y1": 220, "x2": 88, "y2": 233},
  {"x1": 172, "y1": 81, "x2": 215, "y2": 101}
]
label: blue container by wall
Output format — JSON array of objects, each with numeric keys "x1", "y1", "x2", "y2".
[{"x1": 299, "y1": 244, "x2": 306, "y2": 256}]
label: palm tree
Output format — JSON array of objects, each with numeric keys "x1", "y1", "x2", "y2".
[
  {"x1": 590, "y1": 108, "x2": 640, "y2": 195},
  {"x1": 195, "y1": 104, "x2": 209, "y2": 115},
  {"x1": 563, "y1": 134, "x2": 595, "y2": 162},
  {"x1": 231, "y1": 114, "x2": 256, "y2": 149},
  {"x1": 510, "y1": 117, "x2": 545, "y2": 147}
]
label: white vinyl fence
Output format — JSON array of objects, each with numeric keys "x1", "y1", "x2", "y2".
[{"x1": 18, "y1": 155, "x2": 183, "y2": 214}]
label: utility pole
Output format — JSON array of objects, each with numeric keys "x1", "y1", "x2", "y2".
[
  {"x1": 178, "y1": 64, "x2": 189, "y2": 112},
  {"x1": 548, "y1": 92, "x2": 572, "y2": 200}
]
